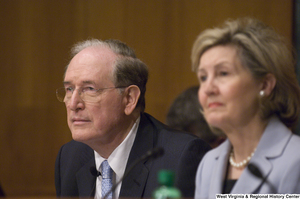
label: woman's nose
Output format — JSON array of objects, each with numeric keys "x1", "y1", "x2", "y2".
[{"x1": 203, "y1": 78, "x2": 218, "y2": 95}]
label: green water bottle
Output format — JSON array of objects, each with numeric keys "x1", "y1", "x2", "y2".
[{"x1": 152, "y1": 170, "x2": 182, "y2": 199}]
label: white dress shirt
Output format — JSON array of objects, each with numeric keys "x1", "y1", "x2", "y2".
[{"x1": 94, "y1": 117, "x2": 140, "y2": 199}]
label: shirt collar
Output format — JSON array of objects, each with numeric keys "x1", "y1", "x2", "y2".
[{"x1": 94, "y1": 116, "x2": 140, "y2": 179}]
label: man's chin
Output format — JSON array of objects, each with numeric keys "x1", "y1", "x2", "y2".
[{"x1": 71, "y1": 132, "x2": 93, "y2": 143}]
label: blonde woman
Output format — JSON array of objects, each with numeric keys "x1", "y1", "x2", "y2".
[{"x1": 192, "y1": 18, "x2": 300, "y2": 197}]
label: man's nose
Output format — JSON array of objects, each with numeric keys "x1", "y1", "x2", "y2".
[{"x1": 67, "y1": 89, "x2": 85, "y2": 111}]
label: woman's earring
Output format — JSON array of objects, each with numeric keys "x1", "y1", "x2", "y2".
[{"x1": 259, "y1": 90, "x2": 265, "y2": 97}]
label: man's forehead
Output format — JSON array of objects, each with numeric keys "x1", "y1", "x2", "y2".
[
  {"x1": 68, "y1": 46, "x2": 116, "y2": 69},
  {"x1": 77, "y1": 45, "x2": 117, "y2": 59},
  {"x1": 63, "y1": 46, "x2": 116, "y2": 85}
]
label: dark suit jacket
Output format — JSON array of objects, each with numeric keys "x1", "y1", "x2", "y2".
[
  {"x1": 55, "y1": 113, "x2": 211, "y2": 198},
  {"x1": 0, "y1": 182, "x2": 4, "y2": 197}
]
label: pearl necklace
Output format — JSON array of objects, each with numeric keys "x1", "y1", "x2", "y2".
[{"x1": 229, "y1": 148, "x2": 256, "y2": 169}]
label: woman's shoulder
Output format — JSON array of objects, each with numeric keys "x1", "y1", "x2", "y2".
[{"x1": 286, "y1": 133, "x2": 300, "y2": 152}]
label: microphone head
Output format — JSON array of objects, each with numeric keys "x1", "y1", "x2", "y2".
[
  {"x1": 142, "y1": 147, "x2": 165, "y2": 161},
  {"x1": 248, "y1": 163, "x2": 264, "y2": 179},
  {"x1": 151, "y1": 147, "x2": 164, "y2": 159},
  {"x1": 90, "y1": 166, "x2": 100, "y2": 177}
]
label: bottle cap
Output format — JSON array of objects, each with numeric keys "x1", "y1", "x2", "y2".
[{"x1": 158, "y1": 170, "x2": 175, "y2": 186}]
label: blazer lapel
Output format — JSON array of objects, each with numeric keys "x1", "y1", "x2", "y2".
[
  {"x1": 119, "y1": 113, "x2": 154, "y2": 198},
  {"x1": 231, "y1": 157, "x2": 272, "y2": 193},
  {"x1": 76, "y1": 156, "x2": 96, "y2": 197},
  {"x1": 120, "y1": 162, "x2": 150, "y2": 197},
  {"x1": 209, "y1": 140, "x2": 232, "y2": 196}
]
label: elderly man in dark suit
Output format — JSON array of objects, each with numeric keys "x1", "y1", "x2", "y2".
[{"x1": 55, "y1": 39, "x2": 211, "y2": 198}]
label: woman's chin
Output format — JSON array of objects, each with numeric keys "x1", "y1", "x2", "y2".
[{"x1": 206, "y1": 117, "x2": 224, "y2": 128}]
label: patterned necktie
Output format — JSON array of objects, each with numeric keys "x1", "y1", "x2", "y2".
[{"x1": 101, "y1": 160, "x2": 113, "y2": 199}]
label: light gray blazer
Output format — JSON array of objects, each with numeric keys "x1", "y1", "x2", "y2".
[{"x1": 195, "y1": 117, "x2": 300, "y2": 199}]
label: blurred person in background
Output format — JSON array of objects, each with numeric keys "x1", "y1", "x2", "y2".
[
  {"x1": 191, "y1": 17, "x2": 300, "y2": 198},
  {"x1": 166, "y1": 85, "x2": 225, "y2": 148}
]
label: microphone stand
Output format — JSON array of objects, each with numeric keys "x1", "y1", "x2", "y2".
[{"x1": 247, "y1": 163, "x2": 277, "y2": 193}]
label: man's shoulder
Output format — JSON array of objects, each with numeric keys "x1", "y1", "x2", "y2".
[
  {"x1": 142, "y1": 112, "x2": 200, "y2": 139},
  {"x1": 62, "y1": 139, "x2": 91, "y2": 149},
  {"x1": 56, "y1": 140, "x2": 94, "y2": 169},
  {"x1": 59, "y1": 140, "x2": 93, "y2": 156},
  {"x1": 141, "y1": 113, "x2": 210, "y2": 148}
]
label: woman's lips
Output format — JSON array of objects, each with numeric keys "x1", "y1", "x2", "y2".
[{"x1": 208, "y1": 102, "x2": 223, "y2": 108}]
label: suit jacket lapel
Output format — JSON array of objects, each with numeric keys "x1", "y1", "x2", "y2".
[
  {"x1": 209, "y1": 140, "x2": 231, "y2": 196},
  {"x1": 76, "y1": 152, "x2": 96, "y2": 197},
  {"x1": 231, "y1": 157, "x2": 272, "y2": 193},
  {"x1": 119, "y1": 113, "x2": 155, "y2": 198},
  {"x1": 120, "y1": 163, "x2": 150, "y2": 197}
]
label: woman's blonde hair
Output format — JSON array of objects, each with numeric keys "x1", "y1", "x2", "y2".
[{"x1": 191, "y1": 18, "x2": 300, "y2": 129}]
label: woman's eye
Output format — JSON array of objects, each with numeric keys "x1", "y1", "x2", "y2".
[
  {"x1": 219, "y1": 71, "x2": 228, "y2": 76},
  {"x1": 199, "y1": 75, "x2": 207, "y2": 82}
]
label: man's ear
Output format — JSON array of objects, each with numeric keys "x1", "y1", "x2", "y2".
[
  {"x1": 123, "y1": 85, "x2": 141, "y2": 115},
  {"x1": 260, "y1": 73, "x2": 276, "y2": 97}
]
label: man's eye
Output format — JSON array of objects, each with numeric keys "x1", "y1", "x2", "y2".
[
  {"x1": 82, "y1": 87, "x2": 96, "y2": 92},
  {"x1": 65, "y1": 87, "x2": 73, "y2": 93}
]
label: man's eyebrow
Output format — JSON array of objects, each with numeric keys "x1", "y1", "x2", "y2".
[
  {"x1": 63, "y1": 81, "x2": 71, "y2": 86},
  {"x1": 62, "y1": 81, "x2": 96, "y2": 86},
  {"x1": 82, "y1": 81, "x2": 96, "y2": 85}
]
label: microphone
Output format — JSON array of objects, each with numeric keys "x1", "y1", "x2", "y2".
[
  {"x1": 136, "y1": 147, "x2": 164, "y2": 162},
  {"x1": 90, "y1": 166, "x2": 100, "y2": 177},
  {"x1": 247, "y1": 163, "x2": 277, "y2": 193},
  {"x1": 89, "y1": 166, "x2": 101, "y2": 197},
  {"x1": 102, "y1": 147, "x2": 164, "y2": 199}
]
